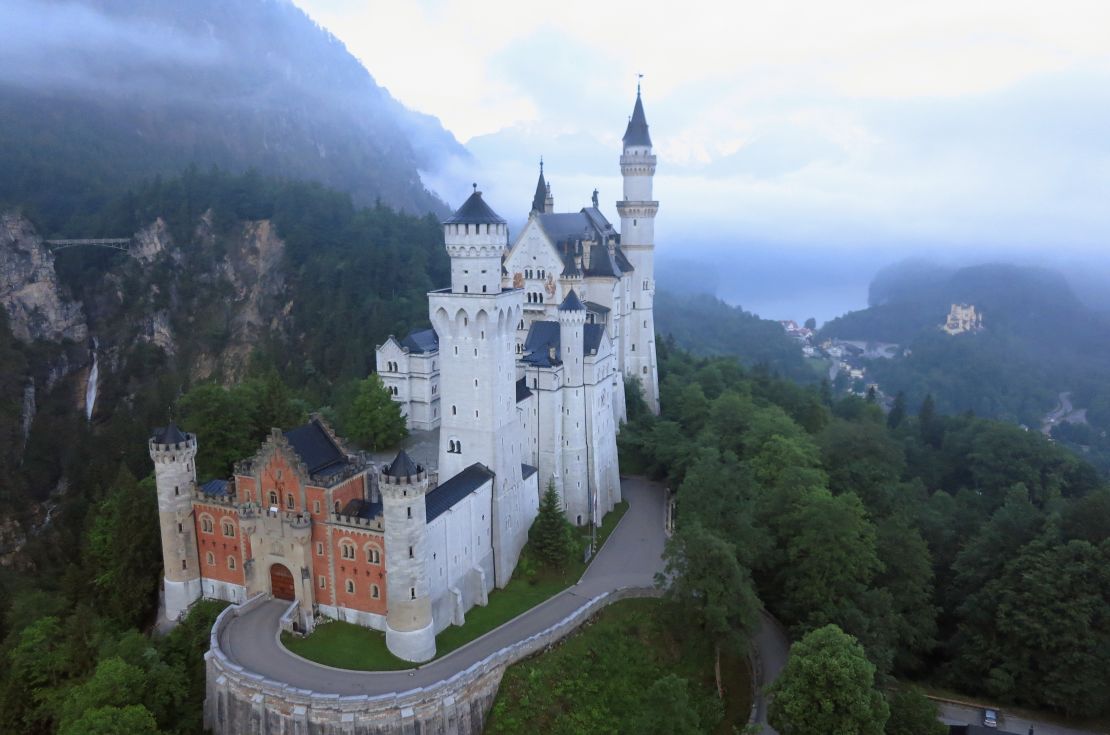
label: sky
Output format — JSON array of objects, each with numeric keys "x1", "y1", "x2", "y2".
[{"x1": 291, "y1": 0, "x2": 1110, "y2": 270}]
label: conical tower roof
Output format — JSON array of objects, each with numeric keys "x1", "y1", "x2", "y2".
[
  {"x1": 154, "y1": 422, "x2": 188, "y2": 445},
  {"x1": 558, "y1": 289, "x2": 585, "y2": 312},
  {"x1": 622, "y1": 90, "x2": 652, "y2": 148},
  {"x1": 444, "y1": 186, "x2": 506, "y2": 225},
  {"x1": 385, "y1": 448, "x2": 421, "y2": 478}
]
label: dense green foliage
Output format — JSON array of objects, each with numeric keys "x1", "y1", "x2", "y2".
[
  {"x1": 655, "y1": 291, "x2": 814, "y2": 382},
  {"x1": 884, "y1": 686, "x2": 947, "y2": 735},
  {"x1": 531, "y1": 480, "x2": 575, "y2": 567},
  {"x1": 769, "y1": 624, "x2": 890, "y2": 735},
  {"x1": 486, "y1": 599, "x2": 745, "y2": 735},
  {"x1": 335, "y1": 375, "x2": 407, "y2": 451},
  {"x1": 821, "y1": 261, "x2": 1110, "y2": 470},
  {"x1": 621, "y1": 343, "x2": 1110, "y2": 718}
]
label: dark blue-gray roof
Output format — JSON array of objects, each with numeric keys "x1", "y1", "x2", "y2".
[
  {"x1": 623, "y1": 92, "x2": 652, "y2": 148},
  {"x1": 340, "y1": 498, "x2": 382, "y2": 520},
  {"x1": 152, "y1": 423, "x2": 188, "y2": 445},
  {"x1": 385, "y1": 449, "x2": 421, "y2": 478},
  {"x1": 532, "y1": 166, "x2": 547, "y2": 213},
  {"x1": 199, "y1": 479, "x2": 230, "y2": 497},
  {"x1": 401, "y1": 328, "x2": 438, "y2": 354},
  {"x1": 516, "y1": 376, "x2": 533, "y2": 403},
  {"x1": 522, "y1": 464, "x2": 538, "y2": 480},
  {"x1": 284, "y1": 420, "x2": 348, "y2": 476},
  {"x1": 425, "y1": 463, "x2": 494, "y2": 522},
  {"x1": 443, "y1": 190, "x2": 506, "y2": 225},
  {"x1": 559, "y1": 289, "x2": 585, "y2": 311},
  {"x1": 584, "y1": 300, "x2": 610, "y2": 314},
  {"x1": 521, "y1": 321, "x2": 607, "y2": 366}
]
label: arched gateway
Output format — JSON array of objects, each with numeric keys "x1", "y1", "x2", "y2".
[{"x1": 269, "y1": 563, "x2": 295, "y2": 601}]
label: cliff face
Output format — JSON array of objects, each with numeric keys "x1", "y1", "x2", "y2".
[{"x1": 0, "y1": 213, "x2": 88, "y2": 344}]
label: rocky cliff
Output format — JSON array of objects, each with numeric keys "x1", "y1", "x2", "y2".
[{"x1": 0, "y1": 213, "x2": 87, "y2": 344}]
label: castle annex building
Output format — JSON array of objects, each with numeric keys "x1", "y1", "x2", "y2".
[{"x1": 150, "y1": 91, "x2": 659, "y2": 663}]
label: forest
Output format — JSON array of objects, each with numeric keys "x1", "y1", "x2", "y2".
[{"x1": 621, "y1": 338, "x2": 1110, "y2": 727}]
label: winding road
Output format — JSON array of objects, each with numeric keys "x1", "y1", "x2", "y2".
[{"x1": 217, "y1": 476, "x2": 667, "y2": 695}]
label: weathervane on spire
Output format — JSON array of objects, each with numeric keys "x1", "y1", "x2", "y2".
[
  {"x1": 539, "y1": 155, "x2": 543, "y2": 174},
  {"x1": 637, "y1": 72, "x2": 643, "y2": 95}
]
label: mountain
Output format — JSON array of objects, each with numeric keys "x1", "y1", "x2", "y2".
[
  {"x1": 0, "y1": 0, "x2": 470, "y2": 232},
  {"x1": 821, "y1": 260, "x2": 1110, "y2": 469}
]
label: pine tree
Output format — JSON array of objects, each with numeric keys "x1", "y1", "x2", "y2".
[
  {"x1": 532, "y1": 480, "x2": 572, "y2": 568},
  {"x1": 887, "y1": 391, "x2": 907, "y2": 429}
]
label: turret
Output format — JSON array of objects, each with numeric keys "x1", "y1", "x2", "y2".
[
  {"x1": 149, "y1": 423, "x2": 202, "y2": 620},
  {"x1": 558, "y1": 291, "x2": 590, "y2": 525},
  {"x1": 443, "y1": 185, "x2": 508, "y2": 296},
  {"x1": 617, "y1": 85, "x2": 661, "y2": 414},
  {"x1": 380, "y1": 450, "x2": 435, "y2": 663}
]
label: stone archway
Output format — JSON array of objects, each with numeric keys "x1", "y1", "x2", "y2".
[{"x1": 270, "y1": 563, "x2": 295, "y2": 601}]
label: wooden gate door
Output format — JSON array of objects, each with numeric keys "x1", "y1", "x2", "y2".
[{"x1": 270, "y1": 563, "x2": 295, "y2": 601}]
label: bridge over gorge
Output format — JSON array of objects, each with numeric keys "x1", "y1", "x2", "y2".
[{"x1": 45, "y1": 238, "x2": 132, "y2": 253}]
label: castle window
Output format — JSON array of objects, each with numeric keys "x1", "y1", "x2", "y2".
[
  {"x1": 178, "y1": 523, "x2": 182, "y2": 533},
  {"x1": 340, "y1": 541, "x2": 355, "y2": 560},
  {"x1": 366, "y1": 546, "x2": 380, "y2": 564},
  {"x1": 174, "y1": 486, "x2": 179, "y2": 496},
  {"x1": 319, "y1": 575, "x2": 326, "y2": 589},
  {"x1": 206, "y1": 552, "x2": 215, "y2": 566},
  {"x1": 228, "y1": 556, "x2": 236, "y2": 570},
  {"x1": 408, "y1": 545, "x2": 414, "y2": 559},
  {"x1": 482, "y1": 285, "x2": 487, "y2": 293},
  {"x1": 452, "y1": 405, "x2": 456, "y2": 415},
  {"x1": 464, "y1": 285, "x2": 469, "y2": 293},
  {"x1": 313, "y1": 500, "x2": 320, "y2": 514},
  {"x1": 407, "y1": 506, "x2": 412, "y2": 519},
  {"x1": 316, "y1": 542, "x2": 324, "y2": 556},
  {"x1": 334, "y1": 501, "x2": 340, "y2": 513},
  {"x1": 632, "y1": 344, "x2": 636, "y2": 351},
  {"x1": 643, "y1": 366, "x2": 648, "y2": 374},
  {"x1": 285, "y1": 493, "x2": 295, "y2": 510},
  {"x1": 269, "y1": 491, "x2": 278, "y2": 506},
  {"x1": 182, "y1": 560, "x2": 187, "y2": 570},
  {"x1": 410, "y1": 587, "x2": 416, "y2": 600},
  {"x1": 201, "y1": 515, "x2": 214, "y2": 534},
  {"x1": 222, "y1": 521, "x2": 235, "y2": 538},
  {"x1": 371, "y1": 584, "x2": 380, "y2": 599},
  {"x1": 346, "y1": 579, "x2": 355, "y2": 594}
]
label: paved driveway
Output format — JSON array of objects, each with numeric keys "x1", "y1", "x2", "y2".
[{"x1": 217, "y1": 476, "x2": 666, "y2": 696}]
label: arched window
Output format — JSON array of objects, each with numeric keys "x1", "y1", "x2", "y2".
[
  {"x1": 206, "y1": 551, "x2": 215, "y2": 565},
  {"x1": 200, "y1": 515, "x2": 214, "y2": 534},
  {"x1": 371, "y1": 584, "x2": 380, "y2": 599},
  {"x1": 345, "y1": 579, "x2": 355, "y2": 594},
  {"x1": 228, "y1": 556, "x2": 237, "y2": 570},
  {"x1": 268, "y1": 491, "x2": 278, "y2": 506},
  {"x1": 340, "y1": 541, "x2": 355, "y2": 560},
  {"x1": 365, "y1": 545, "x2": 380, "y2": 564},
  {"x1": 285, "y1": 493, "x2": 295, "y2": 510},
  {"x1": 334, "y1": 501, "x2": 340, "y2": 513},
  {"x1": 222, "y1": 521, "x2": 235, "y2": 538}
]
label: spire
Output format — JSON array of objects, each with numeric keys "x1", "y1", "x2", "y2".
[
  {"x1": 532, "y1": 157, "x2": 547, "y2": 214},
  {"x1": 622, "y1": 86, "x2": 652, "y2": 148}
]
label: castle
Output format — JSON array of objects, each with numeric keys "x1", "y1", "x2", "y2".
[
  {"x1": 943, "y1": 303, "x2": 984, "y2": 335},
  {"x1": 149, "y1": 90, "x2": 660, "y2": 663}
]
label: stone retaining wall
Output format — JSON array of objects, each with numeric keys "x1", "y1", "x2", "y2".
[{"x1": 205, "y1": 586, "x2": 661, "y2": 734}]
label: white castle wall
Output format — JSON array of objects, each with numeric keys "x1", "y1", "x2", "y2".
[{"x1": 425, "y1": 478, "x2": 494, "y2": 633}]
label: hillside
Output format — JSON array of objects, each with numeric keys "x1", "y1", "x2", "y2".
[
  {"x1": 821, "y1": 260, "x2": 1110, "y2": 467},
  {"x1": 0, "y1": 0, "x2": 469, "y2": 232},
  {"x1": 0, "y1": 170, "x2": 448, "y2": 566}
]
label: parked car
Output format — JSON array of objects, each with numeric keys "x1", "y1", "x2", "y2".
[{"x1": 983, "y1": 708, "x2": 1000, "y2": 728}]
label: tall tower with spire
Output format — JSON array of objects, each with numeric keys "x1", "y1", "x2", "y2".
[
  {"x1": 531, "y1": 159, "x2": 554, "y2": 214},
  {"x1": 617, "y1": 85, "x2": 660, "y2": 414}
]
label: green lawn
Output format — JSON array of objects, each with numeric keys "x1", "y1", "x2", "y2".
[
  {"x1": 485, "y1": 598, "x2": 752, "y2": 735},
  {"x1": 279, "y1": 501, "x2": 630, "y2": 669}
]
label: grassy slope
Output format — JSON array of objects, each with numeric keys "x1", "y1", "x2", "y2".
[{"x1": 485, "y1": 598, "x2": 751, "y2": 735}]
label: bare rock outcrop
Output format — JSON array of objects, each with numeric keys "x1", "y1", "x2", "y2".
[{"x1": 0, "y1": 213, "x2": 88, "y2": 343}]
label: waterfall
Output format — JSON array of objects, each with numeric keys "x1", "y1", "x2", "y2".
[{"x1": 85, "y1": 337, "x2": 99, "y2": 421}]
